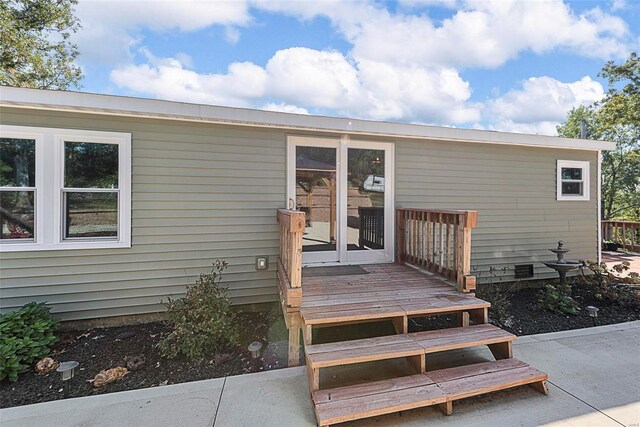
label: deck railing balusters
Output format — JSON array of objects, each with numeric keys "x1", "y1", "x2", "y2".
[
  {"x1": 602, "y1": 220, "x2": 640, "y2": 252},
  {"x1": 396, "y1": 208, "x2": 478, "y2": 292}
]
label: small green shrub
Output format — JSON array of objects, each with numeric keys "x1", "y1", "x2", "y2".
[
  {"x1": 538, "y1": 284, "x2": 580, "y2": 316},
  {"x1": 0, "y1": 302, "x2": 58, "y2": 382},
  {"x1": 159, "y1": 260, "x2": 240, "y2": 361}
]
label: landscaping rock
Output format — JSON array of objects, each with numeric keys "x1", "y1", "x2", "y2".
[
  {"x1": 35, "y1": 357, "x2": 58, "y2": 375},
  {"x1": 92, "y1": 367, "x2": 128, "y2": 388},
  {"x1": 125, "y1": 355, "x2": 145, "y2": 371}
]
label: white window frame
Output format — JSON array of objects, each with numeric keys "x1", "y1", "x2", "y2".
[
  {"x1": 557, "y1": 160, "x2": 590, "y2": 201},
  {"x1": 0, "y1": 125, "x2": 131, "y2": 252}
]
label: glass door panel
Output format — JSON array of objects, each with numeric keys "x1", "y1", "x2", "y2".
[
  {"x1": 295, "y1": 146, "x2": 338, "y2": 259},
  {"x1": 346, "y1": 148, "x2": 385, "y2": 251}
]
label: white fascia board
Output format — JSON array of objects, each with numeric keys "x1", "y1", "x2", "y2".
[{"x1": 0, "y1": 86, "x2": 617, "y2": 151}]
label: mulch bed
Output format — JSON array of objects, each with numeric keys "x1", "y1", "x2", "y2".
[
  {"x1": 2, "y1": 281, "x2": 639, "y2": 409},
  {"x1": 0, "y1": 310, "x2": 289, "y2": 409},
  {"x1": 476, "y1": 282, "x2": 640, "y2": 336}
]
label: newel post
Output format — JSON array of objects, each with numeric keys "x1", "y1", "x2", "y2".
[
  {"x1": 456, "y1": 211, "x2": 478, "y2": 293},
  {"x1": 287, "y1": 211, "x2": 305, "y2": 288}
]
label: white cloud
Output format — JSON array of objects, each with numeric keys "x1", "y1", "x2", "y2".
[
  {"x1": 224, "y1": 27, "x2": 241, "y2": 45},
  {"x1": 611, "y1": 0, "x2": 627, "y2": 11},
  {"x1": 265, "y1": 48, "x2": 362, "y2": 110},
  {"x1": 111, "y1": 47, "x2": 480, "y2": 124},
  {"x1": 92, "y1": 0, "x2": 632, "y2": 133},
  {"x1": 75, "y1": 0, "x2": 250, "y2": 64},
  {"x1": 110, "y1": 55, "x2": 267, "y2": 107},
  {"x1": 262, "y1": 103, "x2": 309, "y2": 115},
  {"x1": 484, "y1": 76, "x2": 604, "y2": 135},
  {"x1": 255, "y1": 0, "x2": 631, "y2": 69}
]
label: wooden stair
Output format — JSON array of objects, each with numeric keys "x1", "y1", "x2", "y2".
[
  {"x1": 312, "y1": 359, "x2": 548, "y2": 426},
  {"x1": 306, "y1": 324, "x2": 515, "y2": 390},
  {"x1": 303, "y1": 314, "x2": 548, "y2": 426}
]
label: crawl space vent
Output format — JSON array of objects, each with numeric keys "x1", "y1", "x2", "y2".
[{"x1": 514, "y1": 264, "x2": 534, "y2": 279}]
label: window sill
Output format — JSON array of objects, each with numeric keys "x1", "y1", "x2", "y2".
[
  {"x1": 0, "y1": 240, "x2": 131, "y2": 252},
  {"x1": 557, "y1": 196, "x2": 591, "y2": 201}
]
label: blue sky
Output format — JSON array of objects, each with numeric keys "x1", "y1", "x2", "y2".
[{"x1": 73, "y1": 0, "x2": 639, "y2": 135}]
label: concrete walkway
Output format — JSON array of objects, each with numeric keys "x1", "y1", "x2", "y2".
[{"x1": 1, "y1": 322, "x2": 639, "y2": 427}]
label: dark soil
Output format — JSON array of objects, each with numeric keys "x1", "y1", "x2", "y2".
[
  {"x1": 477, "y1": 282, "x2": 640, "y2": 335},
  {"x1": 3, "y1": 281, "x2": 639, "y2": 409},
  {"x1": 0, "y1": 310, "x2": 289, "y2": 409}
]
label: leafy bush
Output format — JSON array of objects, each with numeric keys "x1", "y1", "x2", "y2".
[
  {"x1": 538, "y1": 284, "x2": 580, "y2": 316},
  {"x1": 577, "y1": 261, "x2": 640, "y2": 308},
  {"x1": 0, "y1": 302, "x2": 58, "y2": 382},
  {"x1": 159, "y1": 260, "x2": 240, "y2": 361}
]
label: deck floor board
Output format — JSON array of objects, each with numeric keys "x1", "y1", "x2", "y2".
[{"x1": 300, "y1": 263, "x2": 487, "y2": 326}]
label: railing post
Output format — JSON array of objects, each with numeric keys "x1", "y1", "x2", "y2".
[
  {"x1": 456, "y1": 211, "x2": 477, "y2": 293},
  {"x1": 396, "y1": 210, "x2": 406, "y2": 264}
]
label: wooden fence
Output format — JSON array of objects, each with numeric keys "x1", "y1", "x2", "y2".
[
  {"x1": 396, "y1": 208, "x2": 478, "y2": 292},
  {"x1": 602, "y1": 220, "x2": 640, "y2": 252}
]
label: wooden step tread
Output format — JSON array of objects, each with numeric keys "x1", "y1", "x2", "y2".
[
  {"x1": 306, "y1": 324, "x2": 513, "y2": 369},
  {"x1": 313, "y1": 359, "x2": 548, "y2": 426},
  {"x1": 307, "y1": 336, "x2": 424, "y2": 369},
  {"x1": 301, "y1": 295, "x2": 489, "y2": 325},
  {"x1": 410, "y1": 324, "x2": 515, "y2": 354}
]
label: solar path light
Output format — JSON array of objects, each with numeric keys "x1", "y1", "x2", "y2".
[
  {"x1": 56, "y1": 361, "x2": 79, "y2": 397},
  {"x1": 585, "y1": 306, "x2": 599, "y2": 327}
]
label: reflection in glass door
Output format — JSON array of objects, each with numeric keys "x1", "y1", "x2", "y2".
[
  {"x1": 347, "y1": 148, "x2": 385, "y2": 252},
  {"x1": 289, "y1": 137, "x2": 393, "y2": 265},
  {"x1": 295, "y1": 145, "x2": 338, "y2": 262}
]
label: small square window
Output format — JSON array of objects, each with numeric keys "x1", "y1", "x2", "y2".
[{"x1": 557, "y1": 160, "x2": 590, "y2": 201}]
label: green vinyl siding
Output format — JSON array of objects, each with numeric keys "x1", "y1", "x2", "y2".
[
  {"x1": 0, "y1": 108, "x2": 287, "y2": 320},
  {"x1": 395, "y1": 138, "x2": 598, "y2": 283},
  {"x1": 0, "y1": 107, "x2": 599, "y2": 320}
]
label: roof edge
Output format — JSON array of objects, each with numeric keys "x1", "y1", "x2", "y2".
[{"x1": 0, "y1": 86, "x2": 616, "y2": 151}]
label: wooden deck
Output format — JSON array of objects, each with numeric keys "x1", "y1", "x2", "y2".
[
  {"x1": 300, "y1": 263, "x2": 489, "y2": 332},
  {"x1": 277, "y1": 208, "x2": 548, "y2": 426}
]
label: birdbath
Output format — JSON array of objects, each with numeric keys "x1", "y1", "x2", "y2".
[{"x1": 542, "y1": 240, "x2": 582, "y2": 294}]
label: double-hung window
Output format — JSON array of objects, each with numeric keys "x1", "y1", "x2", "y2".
[
  {"x1": 0, "y1": 125, "x2": 131, "y2": 251},
  {"x1": 0, "y1": 134, "x2": 39, "y2": 241},
  {"x1": 557, "y1": 160, "x2": 590, "y2": 201}
]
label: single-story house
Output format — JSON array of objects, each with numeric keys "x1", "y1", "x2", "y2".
[{"x1": 0, "y1": 86, "x2": 615, "y2": 321}]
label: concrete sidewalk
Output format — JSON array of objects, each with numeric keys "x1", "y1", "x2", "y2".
[{"x1": 1, "y1": 321, "x2": 639, "y2": 427}]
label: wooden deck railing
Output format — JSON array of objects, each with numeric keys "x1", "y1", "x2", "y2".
[
  {"x1": 602, "y1": 220, "x2": 640, "y2": 252},
  {"x1": 277, "y1": 209, "x2": 305, "y2": 309},
  {"x1": 358, "y1": 207, "x2": 385, "y2": 250},
  {"x1": 396, "y1": 208, "x2": 478, "y2": 292}
]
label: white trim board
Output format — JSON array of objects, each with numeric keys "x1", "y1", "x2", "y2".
[
  {"x1": 0, "y1": 124, "x2": 132, "y2": 252},
  {"x1": 0, "y1": 86, "x2": 616, "y2": 152}
]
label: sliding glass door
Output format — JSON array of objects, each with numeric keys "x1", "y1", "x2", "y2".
[{"x1": 288, "y1": 136, "x2": 394, "y2": 265}]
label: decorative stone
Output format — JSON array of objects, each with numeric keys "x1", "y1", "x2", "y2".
[
  {"x1": 35, "y1": 357, "x2": 58, "y2": 374},
  {"x1": 125, "y1": 355, "x2": 145, "y2": 371},
  {"x1": 92, "y1": 367, "x2": 129, "y2": 388}
]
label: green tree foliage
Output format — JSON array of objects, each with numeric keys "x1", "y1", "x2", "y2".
[
  {"x1": 0, "y1": 0, "x2": 83, "y2": 89},
  {"x1": 557, "y1": 53, "x2": 640, "y2": 220}
]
